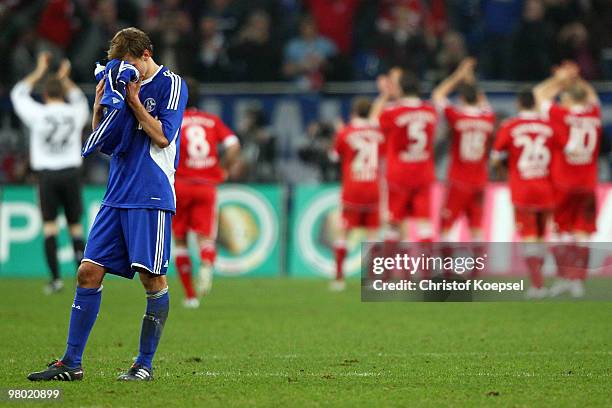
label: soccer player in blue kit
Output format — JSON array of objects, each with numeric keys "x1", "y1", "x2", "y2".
[{"x1": 28, "y1": 27, "x2": 188, "y2": 382}]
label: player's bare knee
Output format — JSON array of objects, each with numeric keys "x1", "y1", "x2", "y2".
[
  {"x1": 77, "y1": 262, "x2": 104, "y2": 287},
  {"x1": 139, "y1": 272, "x2": 167, "y2": 293},
  {"x1": 42, "y1": 222, "x2": 59, "y2": 237},
  {"x1": 68, "y1": 223, "x2": 84, "y2": 238}
]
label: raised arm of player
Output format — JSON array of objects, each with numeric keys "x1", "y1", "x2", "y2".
[
  {"x1": 431, "y1": 57, "x2": 476, "y2": 108},
  {"x1": 91, "y1": 79, "x2": 105, "y2": 131},
  {"x1": 533, "y1": 63, "x2": 576, "y2": 109},
  {"x1": 57, "y1": 59, "x2": 90, "y2": 128},
  {"x1": 369, "y1": 75, "x2": 392, "y2": 121},
  {"x1": 10, "y1": 52, "x2": 50, "y2": 123},
  {"x1": 23, "y1": 52, "x2": 50, "y2": 88},
  {"x1": 575, "y1": 77, "x2": 600, "y2": 106}
]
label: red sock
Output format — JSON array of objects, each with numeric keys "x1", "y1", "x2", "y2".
[
  {"x1": 440, "y1": 244, "x2": 454, "y2": 280},
  {"x1": 525, "y1": 256, "x2": 544, "y2": 288},
  {"x1": 334, "y1": 243, "x2": 347, "y2": 281},
  {"x1": 175, "y1": 253, "x2": 196, "y2": 299},
  {"x1": 569, "y1": 244, "x2": 589, "y2": 281},
  {"x1": 551, "y1": 244, "x2": 570, "y2": 279},
  {"x1": 383, "y1": 238, "x2": 399, "y2": 281},
  {"x1": 470, "y1": 243, "x2": 485, "y2": 279},
  {"x1": 200, "y1": 243, "x2": 216, "y2": 265}
]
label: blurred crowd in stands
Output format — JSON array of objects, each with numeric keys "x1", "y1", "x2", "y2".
[
  {"x1": 1, "y1": 0, "x2": 611, "y2": 184},
  {"x1": 1, "y1": 0, "x2": 611, "y2": 89}
]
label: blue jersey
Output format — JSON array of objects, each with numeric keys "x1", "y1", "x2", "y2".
[{"x1": 102, "y1": 65, "x2": 188, "y2": 213}]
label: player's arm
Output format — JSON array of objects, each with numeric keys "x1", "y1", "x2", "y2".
[
  {"x1": 129, "y1": 76, "x2": 189, "y2": 149},
  {"x1": 223, "y1": 142, "x2": 241, "y2": 179},
  {"x1": 328, "y1": 129, "x2": 343, "y2": 163},
  {"x1": 369, "y1": 75, "x2": 392, "y2": 121},
  {"x1": 91, "y1": 79, "x2": 105, "y2": 130},
  {"x1": 533, "y1": 76, "x2": 562, "y2": 110},
  {"x1": 533, "y1": 63, "x2": 576, "y2": 110},
  {"x1": 217, "y1": 119, "x2": 241, "y2": 178},
  {"x1": 22, "y1": 52, "x2": 50, "y2": 88},
  {"x1": 57, "y1": 59, "x2": 90, "y2": 126},
  {"x1": 576, "y1": 77, "x2": 600, "y2": 106},
  {"x1": 490, "y1": 124, "x2": 509, "y2": 170},
  {"x1": 126, "y1": 80, "x2": 171, "y2": 148},
  {"x1": 431, "y1": 57, "x2": 476, "y2": 108},
  {"x1": 10, "y1": 52, "x2": 49, "y2": 122}
]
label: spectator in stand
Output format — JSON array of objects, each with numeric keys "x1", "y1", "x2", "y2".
[
  {"x1": 229, "y1": 10, "x2": 280, "y2": 82},
  {"x1": 305, "y1": 0, "x2": 360, "y2": 56},
  {"x1": 36, "y1": 0, "x2": 82, "y2": 52},
  {"x1": 147, "y1": 6, "x2": 194, "y2": 74},
  {"x1": 512, "y1": 0, "x2": 553, "y2": 81},
  {"x1": 69, "y1": 0, "x2": 128, "y2": 82},
  {"x1": 434, "y1": 31, "x2": 467, "y2": 82},
  {"x1": 556, "y1": 22, "x2": 600, "y2": 79},
  {"x1": 194, "y1": 15, "x2": 231, "y2": 82},
  {"x1": 235, "y1": 106, "x2": 277, "y2": 182},
  {"x1": 376, "y1": 2, "x2": 430, "y2": 76},
  {"x1": 543, "y1": 0, "x2": 583, "y2": 32},
  {"x1": 205, "y1": 0, "x2": 242, "y2": 37},
  {"x1": 283, "y1": 15, "x2": 337, "y2": 90},
  {"x1": 479, "y1": 0, "x2": 523, "y2": 80}
]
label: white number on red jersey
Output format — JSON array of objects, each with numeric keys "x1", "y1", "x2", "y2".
[
  {"x1": 459, "y1": 130, "x2": 486, "y2": 161},
  {"x1": 348, "y1": 133, "x2": 379, "y2": 181},
  {"x1": 399, "y1": 121, "x2": 429, "y2": 162},
  {"x1": 185, "y1": 124, "x2": 211, "y2": 168},
  {"x1": 514, "y1": 134, "x2": 550, "y2": 179},
  {"x1": 565, "y1": 122, "x2": 598, "y2": 165}
]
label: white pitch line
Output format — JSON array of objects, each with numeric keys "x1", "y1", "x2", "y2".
[
  {"x1": 164, "y1": 370, "x2": 609, "y2": 379},
  {"x1": 200, "y1": 350, "x2": 612, "y2": 360},
  {"x1": 190, "y1": 371, "x2": 383, "y2": 378}
]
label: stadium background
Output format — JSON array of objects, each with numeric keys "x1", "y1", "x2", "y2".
[{"x1": 1, "y1": 0, "x2": 612, "y2": 280}]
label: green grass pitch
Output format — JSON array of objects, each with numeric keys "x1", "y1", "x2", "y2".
[{"x1": 0, "y1": 278, "x2": 610, "y2": 407}]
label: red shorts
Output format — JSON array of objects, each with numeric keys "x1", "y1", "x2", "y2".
[
  {"x1": 514, "y1": 207, "x2": 550, "y2": 238},
  {"x1": 387, "y1": 184, "x2": 431, "y2": 222},
  {"x1": 441, "y1": 183, "x2": 484, "y2": 230},
  {"x1": 341, "y1": 203, "x2": 380, "y2": 229},
  {"x1": 173, "y1": 181, "x2": 217, "y2": 239},
  {"x1": 553, "y1": 189, "x2": 597, "y2": 234}
]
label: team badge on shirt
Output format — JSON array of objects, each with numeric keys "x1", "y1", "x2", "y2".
[{"x1": 144, "y1": 98, "x2": 156, "y2": 112}]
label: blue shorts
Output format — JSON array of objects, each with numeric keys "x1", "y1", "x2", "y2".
[{"x1": 83, "y1": 205, "x2": 172, "y2": 279}]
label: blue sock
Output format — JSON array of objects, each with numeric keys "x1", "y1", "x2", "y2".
[
  {"x1": 62, "y1": 287, "x2": 102, "y2": 368},
  {"x1": 135, "y1": 287, "x2": 169, "y2": 369}
]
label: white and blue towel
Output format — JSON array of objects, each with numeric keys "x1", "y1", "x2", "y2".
[{"x1": 82, "y1": 60, "x2": 139, "y2": 157}]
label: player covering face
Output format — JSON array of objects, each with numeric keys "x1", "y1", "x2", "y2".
[
  {"x1": 28, "y1": 27, "x2": 188, "y2": 382},
  {"x1": 329, "y1": 97, "x2": 385, "y2": 291}
]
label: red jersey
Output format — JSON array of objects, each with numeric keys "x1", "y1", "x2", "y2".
[
  {"x1": 176, "y1": 108, "x2": 238, "y2": 184},
  {"x1": 379, "y1": 98, "x2": 438, "y2": 187},
  {"x1": 493, "y1": 112, "x2": 556, "y2": 209},
  {"x1": 445, "y1": 104, "x2": 496, "y2": 187},
  {"x1": 546, "y1": 102, "x2": 602, "y2": 191},
  {"x1": 332, "y1": 119, "x2": 384, "y2": 207}
]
